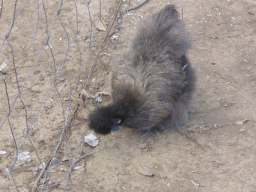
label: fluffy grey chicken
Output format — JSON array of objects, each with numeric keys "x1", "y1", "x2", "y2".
[{"x1": 88, "y1": 4, "x2": 196, "y2": 135}]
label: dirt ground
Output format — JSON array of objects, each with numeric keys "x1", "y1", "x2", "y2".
[{"x1": 0, "y1": 0, "x2": 256, "y2": 191}]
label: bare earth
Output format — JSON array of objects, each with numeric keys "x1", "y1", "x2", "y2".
[{"x1": 0, "y1": 0, "x2": 256, "y2": 191}]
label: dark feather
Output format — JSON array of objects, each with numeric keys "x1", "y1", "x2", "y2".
[{"x1": 88, "y1": 4, "x2": 196, "y2": 134}]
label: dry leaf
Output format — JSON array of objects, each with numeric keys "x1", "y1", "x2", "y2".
[
  {"x1": 95, "y1": 20, "x2": 106, "y2": 31},
  {"x1": 138, "y1": 166, "x2": 154, "y2": 176},
  {"x1": 234, "y1": 119, "x2": 248, "y2": 125},
  {"x1": 0, "y1": 61, "x2": 7, "y2": 72}
]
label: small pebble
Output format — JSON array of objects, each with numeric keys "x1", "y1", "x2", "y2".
[
  {"x1": 51, "y1": 158, "x2": 58, "y2": 165},
  {"x1": 84, "y1": 134, "x2": 99, "y2": 147}
]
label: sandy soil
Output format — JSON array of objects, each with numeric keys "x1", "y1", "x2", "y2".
[{"x1": 0, "y1": 0, "x2": 256, "y2": 191}]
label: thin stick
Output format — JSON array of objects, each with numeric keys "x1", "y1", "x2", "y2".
[
  {"x1": 86, "y1": 0, "x2": 123, "y2": 83},
  {"x1": 31, "y1": 157, "x2": 52, "y2": 192},
  {"x1": 124, "y1": 0, "x2": 149, "y2": 13},
  {"x1": 174, "y1": 128, "x2": 203, "y2": 148}
]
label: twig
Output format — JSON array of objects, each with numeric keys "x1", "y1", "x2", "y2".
[
  {"x1": 37, "y1": 153, "x2": 93, "y2": 191},
  {"x1": 124, "y1": 0, "x2": 149, "y2": 13},
  {"x1": 86, "y1": 0, "x2": 123, "y2": 83},
  {"x1": 31, "y1": 157, "x2": 53, "y2": 192},
  {"x1": 174, "y1": 128, "x2": 203, "y2": 148},
  {"x1": 63, "y1": 153, "x2": 93, "y2": 191}
]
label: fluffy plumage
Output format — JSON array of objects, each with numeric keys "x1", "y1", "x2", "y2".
[{"x1": 88, "y1": 5, "x2": 196, "y2": 135}]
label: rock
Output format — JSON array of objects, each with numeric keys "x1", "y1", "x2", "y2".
[
  {"x1": 61, "y1": 167, "x2": 66, "y2": 171},
  {"x1": 111, "y1": 35, "x2": 119, "y2": 40},
  {"x1": 138, "y1": 166, "x2": 154, "y2": 176},
  {"x1": 51, "y1": 157, "x2": 58, "y2": 165},
  {"x1": 84, "y1": 134, "x2": 99, "y2": 147},
  {"x1": 0, "y1": 151, "x2": 7, "y2": 155}
]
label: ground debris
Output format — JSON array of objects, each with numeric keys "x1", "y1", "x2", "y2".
[
  {"x1": 111, "y1": 35, "x2": 119, "y2": 40},
  {"x1": 191, "y1": 180, "x2": 200, "y2": 188},
  {"x1": 84, "y1": 134, "x2": 99, "y2": 147},
  {"x1": 74, "y1": 166, "x2": 82, "y2": 170},
  {"x1": 234, "y1": 119, "x2": 248, "y2": 125},
  {"x1": 80, "y1": 89, "x2": 92, "y2": 99},
  {"x1": 138, "y1": 166, "x2": 154, "y2": 176},
  {"x1": 95, "y1": 20, "x2": 106, "y2": 31},
  {"x1": 17, "y1": 152, "x2": 31, "y2": 166},
  {"x1": 0, "y1": 151, "x2": 7, "y2": 155},
  {"x1": 188, "y1": 125, "x2": 210, "y2": 133},
  {"x1": 0, "y1": 61, "x2": 7, "y2": 72},
  {"x1": 18, "y1": 188, "x2": 29, "y2": 192},
  {"x1": 239, "y1": 128, "x2": 246, "y2": 133},
  {"x1": 138, "y1": 143, "x2": 147, "y2": 149},
  {"x1": 33, "y1": 162, "x2": 46, "y2": 173}
]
